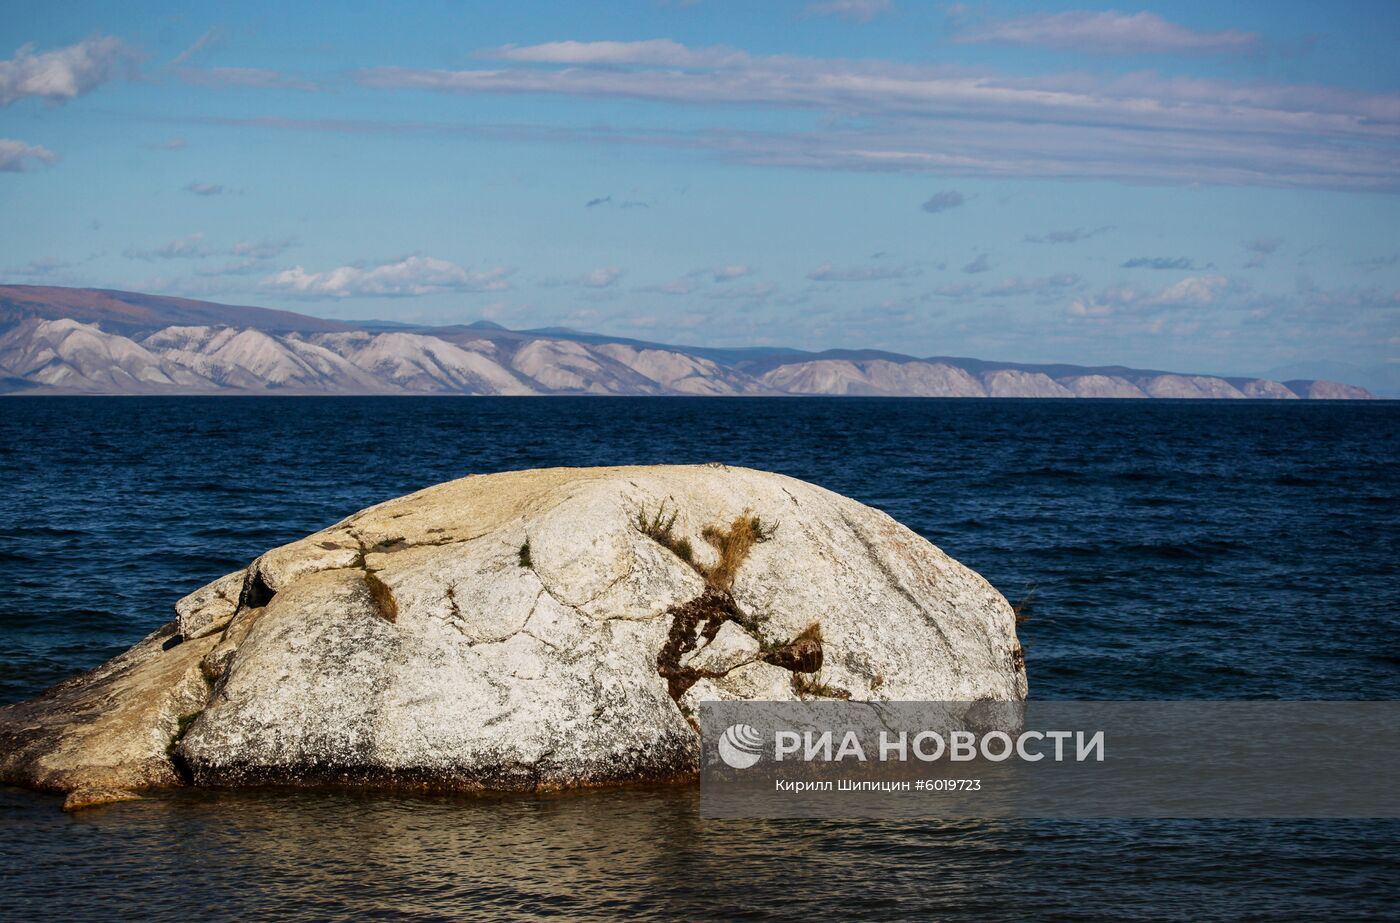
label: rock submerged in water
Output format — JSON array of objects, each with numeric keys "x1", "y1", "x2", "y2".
[{"x1": 0, "y1": 465, "x2": 1026, "y2": 809}]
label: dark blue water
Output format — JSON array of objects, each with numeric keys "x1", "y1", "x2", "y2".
[{"x1": 1, "y1": 397, "x2": 1397, "y2": 920}]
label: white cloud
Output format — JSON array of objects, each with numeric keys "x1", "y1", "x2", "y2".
[
  {"x1": 481, "y1": 39, "x2": 749, "y2": 69},
  {"x1": 582, "y1": 267, "x2": 623, "y2": 288},
  {"x1": 807, "y1": 262, "x2": 908, "y2": 282},
  {"x1": 0, "y1": 37, "x2": 135, "y2": 106},
  {"x1": 185, "y1": 181, "x2": 224, "y2": 196},
  {"x1": 231, "y1": 239, "x2": 292, "y2": 260},
  {"x1": 983, "y1": 274, "x2": 1081, "y2": 297},
  {"x1": 348, "y1": 39, "x2": 1400, "y2": 190},
  {"x1": 1067, "y1": 297, "x2": 1118, "y2": 318},
  {"x1": 262, "y1": 256, "x2": 513, "y2": 298},
  {"x1": 0, "y1": 138, "x2": 57, "y2": 171},
  {"x1": 929, "y1": 282, "x2": 979, "y2": 299},
  {"x1": 124, "y1": 234, "x2": 291, "y2": 266},
  {"x1": 640, "y1": 276, "x2": 701, "y2": 296},
  {"x1": 1148, "y1": 274, "x2": 1231, "y2": 306},
  {"x1": 1067, "y1": 275, "x2": 1234, "y2": 317},
  {"x1": 804, "y1": 0, "x2": 894, "y2": 23},
  {"x1": 123, "y1": 232, "x2": 209, "y2": 261},
  {"x1": 953, "y1": 10, "x2": 1259, "y2": 56},
  {"x1": 543, "y1": 267, "x2": 623, "y2": 288},
  {"x1": 713, "y1": 264, "x2": 752, "y2": 282},
  {"x1": 364, "y1": 41, "x2": 1388, "y2": 139}
]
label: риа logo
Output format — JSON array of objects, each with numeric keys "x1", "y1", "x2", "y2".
[{"x1": 718, "y1": 724, "x2": 764, "y2": 769}]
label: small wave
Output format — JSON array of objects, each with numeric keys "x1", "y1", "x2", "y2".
[
  {"x1": 1274, "y1": 474, "x2": 1323, "y2": 487},
  {"x1": 1128, "y1": 496, "x2": 1186, "y2": 508},
  {"x1": 1111, "y1": 470, "x2": 1171, "y2": 483},
  {"x1": 1021, "y1": 466, "x2": 1088, "y2": 480},
  {"x1": 1133, "y1": 538, "x2": 1246, "y2": 560},
  {"x1": 0, "y1": 526, "x2": 89, "y2": 539}
]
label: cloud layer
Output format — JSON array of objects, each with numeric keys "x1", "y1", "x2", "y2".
[
  {"x1": 352, "y1": 39, "x2": 1400, "y2": 191},
  {"x1": 808, "y1": 262, "x2": 907, "y2": 282},
  {"x1": 804, "y1": 0, "x2": 894, "y2": 23},
  {"x1": 1068, "y1": 274, "x2": 1234, "y2": 317},
  {"x1": 263, "y1": 256, "x2": 512, "y2": 298},
  {"x1": 952, "y1": 10, "x2": 1259, "y2": 56}
]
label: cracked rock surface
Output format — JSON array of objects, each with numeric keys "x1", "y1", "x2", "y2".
[{"x1": 0, "y1": 464, "x2": 1026, "y2": 808}]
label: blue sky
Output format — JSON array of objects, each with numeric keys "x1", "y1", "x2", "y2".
[{"x1": 2, "y1": 1, "x2": 1398, "y2": 376}]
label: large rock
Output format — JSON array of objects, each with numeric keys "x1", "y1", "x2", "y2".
[{"x1": 0, "y1": 465, "x2": 1026, "y2": 808}]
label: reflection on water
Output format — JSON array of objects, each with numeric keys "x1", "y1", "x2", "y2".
[{"x1": 2, "y1": 785, "x2": 1396, "y2": 920}]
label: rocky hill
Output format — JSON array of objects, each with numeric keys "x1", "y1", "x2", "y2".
[{"x1": 0, "y1": 285, "x2": 1376, "y2": 399}]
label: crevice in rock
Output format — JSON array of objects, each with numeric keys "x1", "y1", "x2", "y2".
[
  {"x1": 343, "y1": 529, "x2": 371, "y2": 569},
  {"x1": 655, "y1": 588, "x2": 746, "y2": 699},
  {"x1": 529, "y1": 746, "x2": 558, "y2": 792},
  {"x1": 166, "y1": 655, "x2": 220, "y2": 785},
  {"x1": 838, "y1": 511, "x2": 955, "y2": 658},
  {"x1": 641, "y1": 504, "x2": 790, "y2": 702},
  {"x1": 344, "y1": 527, "x2": 483, "y2": 562},
  {"x1": 530, "y1": 572, "x2": 588, "y2": 623},
  {"x1": 236, "y1": 568, "x2": 276, "y2": 611},
  {"x1": 578, "y1": 552, "x2": 637, "y2": 608},
  {"x1": 166, "y1": 712, "x2": 200, "y2": 784}
]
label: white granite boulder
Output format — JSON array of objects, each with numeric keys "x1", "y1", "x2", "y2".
[{"x1": 0, "y1": 464, "x2": 1026, "y2": 808}]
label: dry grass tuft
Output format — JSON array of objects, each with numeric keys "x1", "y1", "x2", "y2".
[
  {"x1": 764, "y1": 621, "x2": 823, "y2": 672},
  {"x1": 635, "y1": 502, "x2": 695, "y2": 565},
  {"x1": 364, "y1": 572, "x2": 399, "y2": 623},
  {"x1": 700, "y1": 511, "x2": 776, "y2": 590},
  {"x1": 1011, "y1": 584, "x2": 1036, "y2": 625},
  {"x1": 635, "y1": 503, "x2": 775, "y2": 589},
  {"x1": 791, "y1": 670, "x2": 851, "y2": 700}
]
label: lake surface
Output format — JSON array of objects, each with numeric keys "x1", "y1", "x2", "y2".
[{"x1": 1, "y1": 397, "x2": 1397, "y2": 920}]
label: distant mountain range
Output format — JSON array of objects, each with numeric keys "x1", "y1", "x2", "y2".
[{"x1": 0, "y1": 285, "x2": 1378, "y2": 399}]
